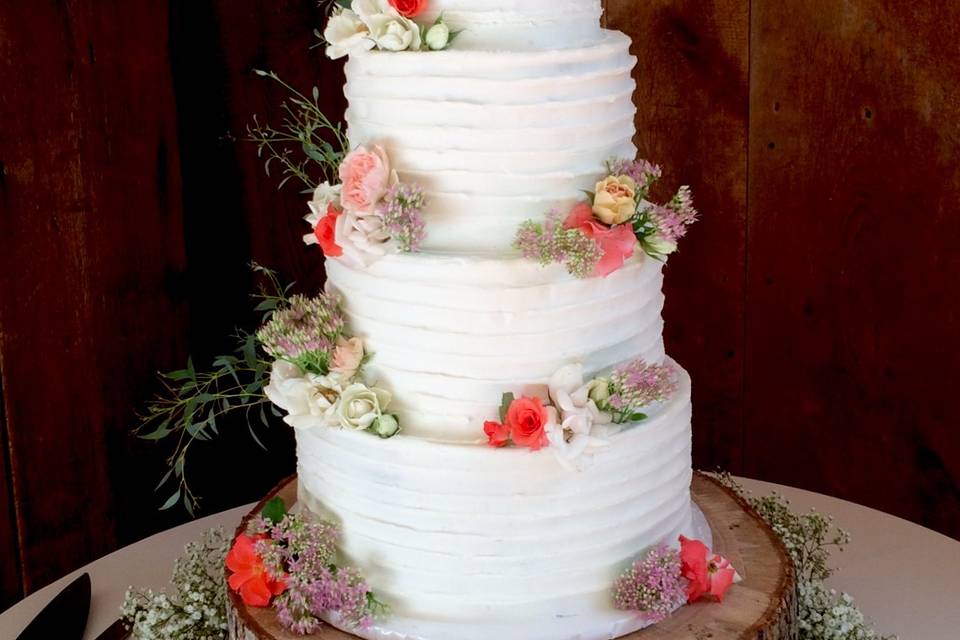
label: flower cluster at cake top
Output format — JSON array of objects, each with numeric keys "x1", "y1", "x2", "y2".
[
  {"x1": 484, "y1": 358, "x2": 679, "y2": 467},
  {"x1": 323, "y1": 0, "x2": 458, "y2": 58},
  {"x1": 514, "y1": 157, "x2": 699, "y2": 278},
  {"x1": 613, "y1": 536, "x2": 740, "y2": 623},
  {"x1": 304, "y1": 145, "x2": 427, "y2": 268},
  {"x1": 226, "y1": 497, "x2": 387, "y2": 635},
  {"x1": 260, "y1": 290, "x2": 402, "y2": 439}
]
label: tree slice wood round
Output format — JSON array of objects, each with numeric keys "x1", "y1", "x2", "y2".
[{"x1": 227, "y1": 472, "x2": 797, "y2": 640}]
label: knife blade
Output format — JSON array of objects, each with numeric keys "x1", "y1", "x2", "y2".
[
  {"x1": 16, "y1": 572, "x2": 91, "y2": 640},
  {"x1": 94, "y1": 617, "x2": 131, "y2": 640}
]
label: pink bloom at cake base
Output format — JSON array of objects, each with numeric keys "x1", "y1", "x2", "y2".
[
  {"x1": 679, "y1": 535, "x2": 739, "y2": 603},
  {"x1": 226, "y1": 534, "x2": 286, "y2": 607},
  {"x1": 339, "y1": 145, "x2": 392, "y2": 212},
  {"x1": 564, "y1": 203, "x2": 636, "y2": 277},
  {"x1": 389, "y1": 0, "x2": 428, "y2": 17}
]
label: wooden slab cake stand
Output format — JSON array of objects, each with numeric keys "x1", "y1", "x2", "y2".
[{"x1": 227, "y1": 472, "x2": 798, "y2": 640}]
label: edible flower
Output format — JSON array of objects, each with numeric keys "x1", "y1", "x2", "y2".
[
  {"x1": 226, "y1": 534, "x2": 286, "y2": 607},
  {"x1": 679, "y1": 535, "x2": 741, "y2": 603}
]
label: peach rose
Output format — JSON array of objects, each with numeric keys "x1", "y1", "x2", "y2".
[
  {"x1": 330, "y1": 336, "x2": 365, "y2": 380},
  {"x1": 565, "y1": 203, "x2": 636, "y2": 277},
  {"x1": 339, "y1": 145, "x2": 391, "y2": 212},
  {"x1": 593, "y1": 175, "x2": 638, "y2": 225},
  {"x1": 506, "y1": 396, "x2": 551, "y2": 451}
]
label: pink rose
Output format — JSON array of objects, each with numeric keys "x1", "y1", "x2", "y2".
[
  {"x1": 483, "y1": 420, "x2": 510, "y2": 448},
  {"x1": 339, "y1": 145, "x2": 392, "y2": 212},
  {"x1": 389, "y1": 0, "x2": 428, "y2": 17},
  {"x1": 679, "y1": 535, "x2": 740, "y2": 603},
  {"x1": 330, "y1": 336, "x2": 365, "y2": 380},
  {"x1": 506, "y1": 396, "x2": 551, "y2": 451},
  {"x1": 564, "y1": 203, "x2": 637, "y2": 277}
]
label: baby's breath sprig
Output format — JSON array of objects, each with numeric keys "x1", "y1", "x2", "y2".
[
  {"x1": 714, "y1": 472, "x2": 896, "y2": 640},
  {"x1": 121, "y1": 527, "x2": 230, "y2": 640},
  {"x1": 247, "y1": 70, "x2": 349, "y2": 192}
]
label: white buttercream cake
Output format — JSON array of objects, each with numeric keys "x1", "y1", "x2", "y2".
[{"x1": 278, "y1": 1, "x2": 701, "y2": 638}]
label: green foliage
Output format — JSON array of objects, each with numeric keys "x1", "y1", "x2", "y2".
[
  {"x1": 714, "y1": 472, "x2": 896, "y2": 640},
  {"x1": 139, "y1": 264, "x2": 291, "y2": 515},
  {"x1": 262, "y1": 497, "x2": 287, "y2": 525},
  {"x1": 247, "y1": 70, "x2": 349, "y2": 192}
]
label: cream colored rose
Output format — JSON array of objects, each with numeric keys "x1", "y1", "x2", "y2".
[
  {"x1": 366, "y1": 12, "x2": 421, "y2": 51},
  {"x1": 264, "y1": 361, "x2": 342, "y2": 427},
  {"x1": 335, "y1": 383, "x2": 392, "y2": 431},
  {"x1": 324, "y1": 9, "x2": 375, "y2": 60},
  {"x1": 593, "y1": 175, "x2": 638, "y2": 225}
]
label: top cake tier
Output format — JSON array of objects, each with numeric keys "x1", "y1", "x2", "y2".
[{"x1": 419, "y1": 0, "x2": 604, "y2": 50}]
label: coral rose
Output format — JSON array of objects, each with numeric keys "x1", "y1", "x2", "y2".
[
  {"x1": 339, "y1": 145, "x2": 392, "y2": 212},
  {"x1": 313, "y1": 204, "x2": 343, "y2": 257},
  {"x1": 226, "y1": 534, "x2": 286, "y2": 607},
  {"x1": 389, "y1": 0, "x2": 428, "y2": 18},
  {"x1": 564, "y1": 202, "x2": 636, "y2": 277},
  {"x1": 593, "y1": 175, "x2": 638, "y2": 225},
  {"x1": 679, "y1": 535, "x2": 740, "y2": 603},
  {"x1": 330, "y1": 336, "x2": 364, "y2": 380},
  {"x1": 484, "y1": 420, "x2": 510, "y2": 448},
  {"x1": 506, "y1": 396, "x2": 551, "y2": 451}
]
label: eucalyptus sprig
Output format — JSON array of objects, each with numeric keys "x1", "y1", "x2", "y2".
[
  {"x1": 138, "y1": 264, "x2": 292, "y2": 516},
  {"x1": 247, "y1": 70, "x2": 349, "y2": 191}
]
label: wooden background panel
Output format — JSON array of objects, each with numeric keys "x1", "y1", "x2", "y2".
[
  {"x1": 605, "y1": 0, "x2": 750, "y2": 472},
  {"x1": 746, "y1": 1, "x2": 960, "y2": 534},
  {"x1": 0, "y1": 381, "x2": 21, "y2": 609},
  {"x1": 0, "y1": 0, "x2": 190, "y2": 593}
]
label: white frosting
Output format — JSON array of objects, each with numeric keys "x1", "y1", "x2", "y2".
[
  {"x1": 292, "y1": 364, "x2": 694, "y2": 632},
  {"x1": 419, "y1": 0, "x2": 603, "y2": 50},
  {"x1": 344, "y1": 31, "x2": 637, "y2": 253},
  {"x1": 325, "y1": 253, "x2": 666, "y2": 442}
]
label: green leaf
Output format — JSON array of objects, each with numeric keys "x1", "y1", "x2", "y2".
[
  {"x1": 248, "y1": 422, "x2": 268, "y2": 451},
  {"x1": 498, "y1": 392, "x2": 515, "y2": 424},
  {"x1": 140, "y1": 418, "x2": 173, "y2": 441},
  {"x1": 243, "y1": 334, "x2": 258, "y2": 370},
  {"x1": 154, "y1": 466, "x2": 174, "y2": 491},
  {"x1": 629, "y1": 412, "x2": 648, "y2": 422},
  {"x1": 160, "y1": 490, "x2": 181, "y2": 510},
  {"x1": 262, "y1": 497, "x2": 287, "y2": 524}
]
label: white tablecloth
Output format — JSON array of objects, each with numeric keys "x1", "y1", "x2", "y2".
[{"x1": 1, "y1": 478, "x2": 957, "y2": 639}]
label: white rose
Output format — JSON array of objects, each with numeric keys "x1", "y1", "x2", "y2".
[
  {"x1": 334, "y1": 209, "x2": 391, "y2": 268},
  {"x1": 264, "y1": 361, "x2": 313, "y2": 415},
  {"x1": 324, "y1": 9, "x2": 375, "y2": 60},
  {"x1": 366, "y1": 13, "x2": 422, "y2": 52},
  {"x1": 303, "y1": 374, "x2": 345, "y2": 426},
  {"x1": 335, "y1": 383, "x2": 392, "y2": 431}
]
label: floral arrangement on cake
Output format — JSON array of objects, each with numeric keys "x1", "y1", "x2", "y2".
[
  {"x1": 483, "y1": 359, "x2": 678, "y2": 467},
  {"x1": 225, "y1": 498, "x2": 387, "y2": 635},
  {"x1": 323, "y1": 0, "x2": 459, "y2": 58},
  {"x1": 138, "y1": 266, "x2": 399, "y2": 515},
  {"x1": 614, "y1": 536, "x2": 740, "y2": 623},
  {"x1": 514, "y1": 158, "x2": 699, "y2": 278},
  {"x1": 303, "y1": 145, "x2": 427, "y2": 268}
]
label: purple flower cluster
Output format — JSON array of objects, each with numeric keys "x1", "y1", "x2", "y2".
[
  {"x1": 613, "y1": 544, "x2": 687, "y2": 623},
  {"x1": 379, "y1": 183, "x2": 426, "y2": 253},
  {"x1": 609, "y1": 359, "x2": 679, "y2": 414},
  {"x1": 252, "y1": 513, "x2": 384, "y2": 635},
  {"x1": 608, "y1": 158, "x2": 663, "y2": 195},
  {"x1": 256, "y1": 293, "x2": 345, "y2": 374},
  {"x1": 514, "y1": 210, "x2": 602, "y2": 278},
  {"x1": 649, "y1": 185, "x2": 698, "y2": 245}
]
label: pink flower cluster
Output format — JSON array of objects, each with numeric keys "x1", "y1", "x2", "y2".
[
  {"x1": 649, "y1": 185, "x2": 698, "y2": 245},
  {"x1": 613, "y1": 544, "x2": 687, "y2": 622},
  {"x1": 378, "y1": 183, "x2": 426, "y2": 253},
  {"x1": 608, "y1": 359, "x2": 679, "y2": 413},
  {"x1": 256, "y1": 293, "x2": 346, "y2": 375},
  {"x1": 608, "y1": 158, "x2": 663, "y2": 193}
]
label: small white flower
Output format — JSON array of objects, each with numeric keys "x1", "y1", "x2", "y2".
[
  {"x1": 336, "y1": 382, "x2": 392, "y2": 431},
  {"x1": 424, "y1": 21, "x2": 450, "y2": 51},
  {"x1": 334, "y1": 209, "x2": 391, "y2": 268},
  {"x1": 545, "y1": 363, "x2": 615, "y2": 467},
  {"x1": 366, "y1": 12, "x2": 422, "y2": 51},
  {"x1": 323, "y1": 9, "x2": 375, "y2": 60}
]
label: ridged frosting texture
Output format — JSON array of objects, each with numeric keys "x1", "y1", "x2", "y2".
[
  {"x1": 419, "y1": 0, "x2": 603, "y2": 50},
  {"x1": 344, "y1": 31, "x2": 637, "y2": 253},
  {"x1": 292, "y1": 365, "x2": 693, "y2": 629},
  {"x1": 325, "y1": 253, "x2": 666, "y2": 441}
]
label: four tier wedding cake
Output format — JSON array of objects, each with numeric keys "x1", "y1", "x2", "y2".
[{"x1": 238, "y1": 1, "x2": 716, "y2": 638}]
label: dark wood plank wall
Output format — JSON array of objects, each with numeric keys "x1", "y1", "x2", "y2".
[{"x1": 0, "y1": 0, "x2": 958, "y2": 609}]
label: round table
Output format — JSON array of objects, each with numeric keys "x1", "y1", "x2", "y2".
[{"x1": 1, "y1": 478, "x2": 957, "y2": 639}]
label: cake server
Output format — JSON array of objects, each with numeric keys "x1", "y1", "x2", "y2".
[{"x1": 16, "y1": 572, "x2": 91, "y2": 640}]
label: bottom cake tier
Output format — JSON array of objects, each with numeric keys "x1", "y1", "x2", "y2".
[{"x1": 278, "y1": 361, "x2": 696, "y2": 639}]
